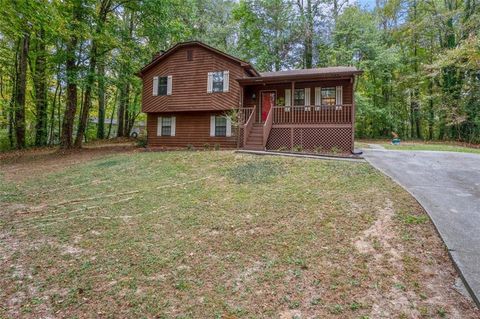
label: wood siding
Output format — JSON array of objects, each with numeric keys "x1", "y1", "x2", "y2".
[
  {"x1": 141, "y1": 44, "x2": 247, "y2": 113},
  {"x1": 147, "y1": 111, "x2": 237, "y2": 149}
]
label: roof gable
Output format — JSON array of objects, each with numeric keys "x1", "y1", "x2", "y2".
[{"x1": 138, "y1": 41, "x2": 259, "y2": 77}]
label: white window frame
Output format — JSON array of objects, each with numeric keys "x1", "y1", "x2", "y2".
[
  {"x1": 314, "y1": 87, "x2": 322, "y2": 110},
  {"x1": 153, "y1": 76, "x2": 172, "y2": 96},
  {"x1": 284, "y1": 89, "x2": 291, "y2": 111},
  {"x1": 210, "y1": 115, "x2": 232, "y2": 137},
  {"x1": 321, "y1": 87, "x2": 337, "y2": 106},
  {"x1": 304, "y1": 87, "x2": 311, "y2": 111},
  {"x1": 157, "y1": 116, "x2": 176, "y2": 136},
  {"x1": 207, "y1": 71, "x2": 229, "y2": 93}
]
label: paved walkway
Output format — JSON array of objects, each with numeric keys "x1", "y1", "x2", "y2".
[{"x1": 363, "y1": 149, "x2": 480, "y2": 307}]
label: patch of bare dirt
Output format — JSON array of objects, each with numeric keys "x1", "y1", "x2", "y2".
[
  {"x1": 0, "y1": 141, "x2": 138, "y2": 182},
  {"x1": 354, "y1": 198, "x2": 479, "y2": 318}
]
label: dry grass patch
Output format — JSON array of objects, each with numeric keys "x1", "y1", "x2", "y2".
[{"x1": 0, "y1": 150, "x2": 478, "y2": 318}]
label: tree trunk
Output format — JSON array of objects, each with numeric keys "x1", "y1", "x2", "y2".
[
  {"x1": 107, "y1": 89, "x2": 118, "y2": 138},
  {"x1": 57, "y1": 84, "x2": 63, "y2": 143},
  {"x1": 127, "y1": 92, "x2": 140, "y2": 133},
  {"x1": 8, "y1": 44, "x2": 18, "y2": 148},
  {"x1": 439, "y1": 0, "x2": 461, "y2": 140},
  {"x1": 304, "y1": 0, "x2": 313, "y2": 68},
  {"x1": 74, "y1": 42, "x2": 97, "y2": 147},
  {"x1": 60, "y1": 3, "x2": 81, "y2": 149},
  {"x1": 14, "y1": 33, "x2": 29, "y2": 149},
  {"x1": 124, "y1": 83, "x2": 132, "y2": 136},
  {"x1": 333, "y1": 0, "x2": 338, "y2": 22},
  {"x1": 410, "y1": 0, "x2": 421, "y2": 139},
  {"x1": 34, "y1": 28, "x2": 49, "y2": 147},
  {"x1": 117, "y1": 82, "x2": 129, "y2": 137},
  {"x1": 75, "y1": 0, "x2": 111, "y2": 147},
  {"x1": 60, "y1": 38, "x2": 78, "y2": 149},
  {"x1": 49, "y1": 80, "x2": 60, "y2": 145},
  {"x1": 96, "y1": 58, "x2": 106, "y2": 139}
]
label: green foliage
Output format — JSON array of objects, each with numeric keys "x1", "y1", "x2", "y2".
[{"x1": 137, "y1": 136, "x2": 148, "y2": 148}]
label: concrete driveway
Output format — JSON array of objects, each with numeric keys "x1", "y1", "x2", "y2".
[{"x1": 363, "y1": 148, "x2": 480, "y2": 307}]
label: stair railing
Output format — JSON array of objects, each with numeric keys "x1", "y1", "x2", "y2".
[
  {"x1": 243, "y1": 105, "x2": 256, "y2": 147},
  {"x1": 262, "y1": 106, "x2": 274, "y2": 149}
]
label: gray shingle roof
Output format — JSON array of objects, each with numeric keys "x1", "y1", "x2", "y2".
[{"x1": 259, "y1": 66, "x2": 360, "y2": 78}]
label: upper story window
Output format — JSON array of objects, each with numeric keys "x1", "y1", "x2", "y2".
[
  {"x1": 158, "y1": 77, "x2": 168, "y2": 96},
  {"x1": 321, "y1": 87, "x2": 336, "y2": 106},
  {"x1": 153, "y1": 76, "x2": 172, "y2": 96},
  {"x1": 294, "y1": 89, "x2": 305, "y2": 106},
  {"x1": 207, "y1": 71, "x2": 229, "y2": 93},
  {"x1": 212, "y1": 72, "x2": 224, "y2": 92},
  {"x1": 187, "y1": 50, "x2": 193, "y2": 61}
]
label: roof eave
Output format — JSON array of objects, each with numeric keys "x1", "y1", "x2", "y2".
[{"x1": 236, "y1": 71, "x2": 362, "y2": 84}]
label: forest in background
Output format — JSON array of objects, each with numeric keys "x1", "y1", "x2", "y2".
[{"x1": 0, "y1": 0, "x2": 479, "y2": 150}]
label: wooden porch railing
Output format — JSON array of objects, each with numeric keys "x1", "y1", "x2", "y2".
[
  {"x1": 243, "y1": 105, "x2": 256, "y2": 146},
  {"x1": 262, "y1": 106, "x2": 274, "y2": 148},
  {"x1": 272, "y1": 104, "x2": 353, "y2": 124},
  {"x1": 237, "y1": 107, "x2": 255, "y2": 125}
]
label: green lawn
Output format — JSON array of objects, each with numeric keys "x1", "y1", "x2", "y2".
[
  {"x1": 0, "y1": 149, "x2": 478, "y2": 318},
  {"x1": 356, "y1": 140, "x2": 480, "y2": 154},
  {"x1": 382, "y1": 142, "x2": 480, "y2": 154}
]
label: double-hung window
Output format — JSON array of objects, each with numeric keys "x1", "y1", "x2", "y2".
[
  {"x1": 207, "y1": 71, "x2": 229, "y2": 93},
  {"x1": 212, "y1": 72, "x2": 224, "y2": 93},
  {"x1": 294, "y1": 89, "x2": 305, "y2": 106},
  {"x1": 158, "y1": 77, "x2": 168, "y2": 96},
  {"x1": 153, "y1": 76, "x2": 172, "y2": 96},
  {"x1": 321, "y1": 87, "x2": 336, "y2": 106},
  {"x1": 210, "y1": 115, "x2": 231, "y2": 137},
  {"x1": 161, "y1": 117, "x2": 172, "y2": 136},
  {"x1": 157, "y1": 116, "x2": 176, "y2": 136},
  {"x1": 214, "y1": 116, "x2": 227, "y2": 137}
]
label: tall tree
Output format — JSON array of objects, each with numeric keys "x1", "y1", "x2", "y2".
[
  {"x1": 33, "y1": 28, "x2": 49, "y2": 146},
  {"x1": 14, "y1": 32, "x2": 29, "y2": 148},
  {"x1": 60, "y1": 0, "x2": 82, "y2": 149},
  {"x1": 296, "y1": 0, "x2": 315, "y2": 68},
  {"x1": 75, "y1": 0, "x2": 113, "y2": 147},
  {"x1": 96, "y1": 57, "x2": 106, "y2": 139}
]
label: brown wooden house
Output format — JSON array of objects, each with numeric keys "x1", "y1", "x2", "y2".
[{"x1": 137, "y1": 41, "x2": 362, "y2": 153}]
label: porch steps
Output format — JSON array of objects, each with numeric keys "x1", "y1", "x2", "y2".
[{"x1": 244, "y1": 124, "x2": 264, "y2": 151}]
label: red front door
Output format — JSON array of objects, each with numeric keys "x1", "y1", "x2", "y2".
[{"x1": 261, "y1": 92, "x2": 275, "y2": 122}]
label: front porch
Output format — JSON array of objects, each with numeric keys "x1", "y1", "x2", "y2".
[{"x1": 236, "y1": 75, "x2": 356, "y2": 153}]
